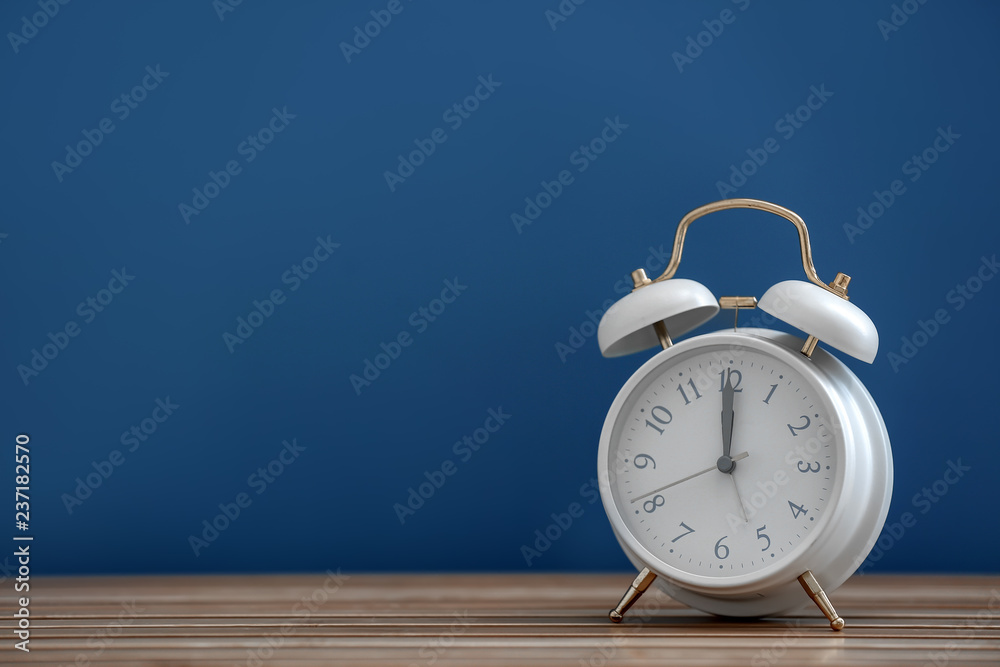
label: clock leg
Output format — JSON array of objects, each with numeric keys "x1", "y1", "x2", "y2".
[
  {"x1": 609, "y1": 567, "x2": 657, "y2": 623},
  {"x1": 797, "y1": 570, "x2": 845, "y2": 631}
]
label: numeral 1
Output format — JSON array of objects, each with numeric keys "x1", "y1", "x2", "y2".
[
  {"x1": 676, "y1": 378, "x2": 702, "y2": 405},
  {"x1": 763, "y1": 383, "x2": 778, "y2": 404}
]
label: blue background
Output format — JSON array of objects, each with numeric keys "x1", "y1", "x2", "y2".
[{"x1": 1, "y1": 0, "x2": 998, "y2": 577}]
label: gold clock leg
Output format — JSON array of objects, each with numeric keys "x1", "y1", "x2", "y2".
[
  {"x1": 798, "y1": 570, "x2": 845, "y2": 631},
  {"x1": 609, "y1": 567, "x2": 657, "y2": 623}
]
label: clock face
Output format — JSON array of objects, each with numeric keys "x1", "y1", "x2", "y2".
[{"x1": 604, "y1": 339, "x2": 845, "y2": 583}]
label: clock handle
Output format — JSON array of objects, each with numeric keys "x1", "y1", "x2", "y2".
[{"x1": 651, "y1": 198, "x2": 850, "y2": 300}]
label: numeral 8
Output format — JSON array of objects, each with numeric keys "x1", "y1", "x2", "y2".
[{"x1": 643, "y1": 495, "x2": 665, "y2": 514}]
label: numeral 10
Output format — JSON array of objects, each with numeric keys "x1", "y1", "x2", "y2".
[{"x1": 644, "y1": 406, "x2": 672, "y2": 435}]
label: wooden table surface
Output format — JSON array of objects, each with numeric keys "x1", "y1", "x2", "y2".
[{"x1": 3, "y1": 573, "x2": 999, "y2": 665}]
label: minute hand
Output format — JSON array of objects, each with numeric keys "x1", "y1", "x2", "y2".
[
  {"x1": 717, "y1": 370, "x2": 736, "y2": 473},
  {"x1": 632, "y1": 452, "x2": 748, "y2": 503}
]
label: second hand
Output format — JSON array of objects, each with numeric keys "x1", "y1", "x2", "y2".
[{"x1": 730, "y1": 474, "x2": 748, "y2": 522}]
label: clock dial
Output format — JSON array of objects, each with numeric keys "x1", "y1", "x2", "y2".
[{"x1": 607, "y1": 343, "x2": 841, "y2": 579}]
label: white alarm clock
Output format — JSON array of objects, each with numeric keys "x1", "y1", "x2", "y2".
[{"x1": 596, "y1": 199, "x2": 892, "y2": 630}]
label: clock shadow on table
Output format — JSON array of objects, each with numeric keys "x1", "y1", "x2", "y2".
[{"x1": 593, "y1": 601, "x2": 837, "y2": 633}]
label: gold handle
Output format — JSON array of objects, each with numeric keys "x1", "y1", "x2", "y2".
[{"x1": 652, "y1": 199, "x2": 845, "y2": 298}]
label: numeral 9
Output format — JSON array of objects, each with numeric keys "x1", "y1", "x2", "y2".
[{"x1": 633, "y1": 454, "x2": 656, "y2": 469}]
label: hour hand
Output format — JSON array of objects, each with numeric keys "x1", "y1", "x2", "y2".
[{"x1": 717, "y1": 370, "x2": 736, "y2": 473}]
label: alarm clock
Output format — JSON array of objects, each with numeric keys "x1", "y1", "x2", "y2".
[{"x1": 595, "y1": 199, "x2": 892, "y2": 630}]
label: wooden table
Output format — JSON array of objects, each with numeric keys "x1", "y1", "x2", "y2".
[{"x1": 3, "y1": 574, "x2": 999, "y2": 665}]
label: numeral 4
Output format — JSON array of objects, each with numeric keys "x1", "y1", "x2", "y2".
[{"x1": 788, "y1": 501, "x2": 808, "y2": 519}]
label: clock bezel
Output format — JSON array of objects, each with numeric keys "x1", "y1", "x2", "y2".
[{"x1": 598, "y1": 330, "x2": 858, "y2": 596}]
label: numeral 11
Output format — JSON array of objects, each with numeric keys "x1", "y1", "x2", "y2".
[{"x1": 676, "y1": 379, "x2": 702, "y2": 405}]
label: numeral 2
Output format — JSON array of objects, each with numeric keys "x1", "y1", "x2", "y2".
[{"x1": 787, "y1": 415, "x2": 811, "y2": 436}]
